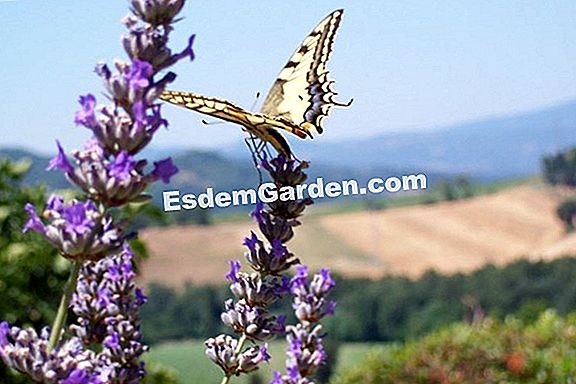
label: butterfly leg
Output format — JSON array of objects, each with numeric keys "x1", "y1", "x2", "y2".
[{"x1": 244, "y1": 135, "x2": 264, "y2": 185}]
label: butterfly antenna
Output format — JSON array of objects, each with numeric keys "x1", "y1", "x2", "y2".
[
  {"x1": 250, "y1": 91, "x2": 261, "y2": 111},
  {"x1": 201, "y1": 119, "x2": 225, "y2": 125}
]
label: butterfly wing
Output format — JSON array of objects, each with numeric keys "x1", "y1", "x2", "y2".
[
  {"x1": 260, "y1": 9, "x2": 350, "y2": 137},
  {"x1": 160, "y1": 10, "x2": 349, "y2": 156},
  {"x1": 160, "y1": 90, "x2": 299, "y2": 156}
]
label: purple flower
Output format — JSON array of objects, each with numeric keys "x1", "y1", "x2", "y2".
[
  {"x1": 146, "y1": 104, "x2": 168, "y2": 133},
  {"x1": 273, "y1": 268, "x2": 336, "y2": 383},
  {"x1": 326, "y1": 300, "x2": 336, "y2": 316},
  {"x1": 104, "y1": 333, "x2": 120, "y2": 349},
  {"x1": 205, "y1": 334, "x2": 239, "y2": 376},
  {"x1": 237, "y1": 344, "x2": 271, "y2": 374},
  {"x1": 48, "y1": 140, "x2": 74, "y2": 173},
  {"x1": 95, "y1": 63, "x2": 112, "y2": 79},
  {"x1": 132, "y1": 100, "x2": 147, "y2": 131},
  {"x1": 243, "y1": 231, "x2": 259, "y2": 253},
  {"x1": 152, "y1": 157, "x2": 178, "y2": 183},
  {"x1": 259, "y1": 153, "x2": 273, "y2": 172},
  {"x1": 63, "y1": 201, "x2": 95, "y2": 235},
  {"x1": 270, "y1": 371, "x2": 285, "y2": 384},
  {"x1": 74, "y1": 94, "x2": 98, "y2": 128},
  {"x1": 250, "y1": 200, "x2": 266, "y2": 224},
  {"x1": 0, "y1": 321, "x2": 9, "y2": 348},
  {"x1": 125, "y1": 59, "x2": 152, "y2": 91},
  {"x1": 63, "y1": 369, "x2": 93, "y2": 384},
  {"x1": 284, "y1": 324, "x2": 328, "y2": 380},
  {"x1": 290, "y1": 265, "x2": 309, "y2": 295},
  {"x1": 173, "y1": 34, "x2": 196, "y2": 63},
  {"x1": 109, "y1": 151, "x2": 137, "y2": 181},
  {"x1": 2, "y1": 0, "x2": 192, "y2": 382},
  {"x1": 287, "y1": 363, "x2": 300, "y2": 381},
  {"x1": 312, "y1": 268, "x2": 336, "y2": 296},
  {"x1": 23, "y1": 203, "x2": 46, "y2": 234},
  {"x1": 290, "y1": 267, "x2": 336, "y2": 323},
  {"x1": 226, "y1": 260, "x2": 241, "y2": 282},
  {"x1": 229, "y1": 272, "x2": 286, "y2": 308},
  {"x1": 271, "y1": 239, "x2": 288, "y2": 259},
  {"x1": 135, "y1": 288, "x2": 148, "y2": 305},
  {"x1": 221, "y1": 299, "x2": 283, "y2": 341},
  {"x1": 256, "y1": 344, "x2": 271, "y2": 363},
  {"x1": 205, "y1": 335, "x2": 273, "y2": 376},
  {"x1": 209, "y1": 152, "x2": 317, "y2": 383}
]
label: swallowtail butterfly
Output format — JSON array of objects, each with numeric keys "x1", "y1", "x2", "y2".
[{"x1": 160, "y1": 9, "x2": 351, "y2": 157}]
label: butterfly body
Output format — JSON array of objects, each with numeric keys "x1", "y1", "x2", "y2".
[{"x1": 160, "y1": 9, "x2": 350, "y2": 157}]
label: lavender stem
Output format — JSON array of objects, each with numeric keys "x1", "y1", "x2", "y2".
[
  {"x1": 47, "y1": 261, "x2": 82, "y2": 351},
  {"x1": 233, "y1": 334, "x2": 247, "y2": 356}
]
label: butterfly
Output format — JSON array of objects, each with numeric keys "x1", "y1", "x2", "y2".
[{"x1": 160, "y1": 9, "x2": 351, "y2": 157}]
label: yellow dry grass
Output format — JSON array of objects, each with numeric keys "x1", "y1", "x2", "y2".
[{"x1": 139, "y1": 185, "x2": 573, "y2": 287}]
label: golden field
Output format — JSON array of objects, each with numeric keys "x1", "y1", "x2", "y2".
[{"x1": 139, "y1": 185, "x2": 574, "y2": 287}]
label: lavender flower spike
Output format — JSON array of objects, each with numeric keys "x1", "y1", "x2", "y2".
[
  {"x1": 4, "y1": 0, "x2": 192, "y2": 382},
  {"x1": 209, "y1": 154, "x2": 315, "y2": 383},
  {"x1": 273, "y1": 267, "x2": 336, "y2": 384},
  {"x1": 70, "y1": 246, "x2": 149, "y2": 383}
]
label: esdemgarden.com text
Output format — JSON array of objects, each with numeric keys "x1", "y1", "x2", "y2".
[{"x1": 162, "y1": 174, "x2": 427, "y2": 211}]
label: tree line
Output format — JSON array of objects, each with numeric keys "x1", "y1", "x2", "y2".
[{"x1": 141, "y1": 257, "x2": 576, "y2": 345}]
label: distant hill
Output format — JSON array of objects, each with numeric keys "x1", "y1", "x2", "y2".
[{"x1": 285, "y1": 100, "x2": 576, "y2": 180}]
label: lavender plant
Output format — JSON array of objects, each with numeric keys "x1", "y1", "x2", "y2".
[
  {"x1": 0, "y1": 1, "x2": 338, "y2": 382},
  {"x1": 205, "y1": 155, "x2": 337, "y2": 384},
  {"x1": 0, "y1": 0, "x2": 193, "y2": 382}
]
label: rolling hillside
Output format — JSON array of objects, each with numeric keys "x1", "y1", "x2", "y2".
[{"x1": 139, "y1": 184, "x2": 573, "y2": 287}]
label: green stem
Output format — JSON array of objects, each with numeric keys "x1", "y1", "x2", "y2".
[
  {"x1": 220, "y1": 334, "x2": 248, "y2": 384},
  {"x1": 47, "y1": 261, "x2": 82, "y2": 351}
]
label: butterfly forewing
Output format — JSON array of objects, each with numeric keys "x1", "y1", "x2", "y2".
[{"x1": 259, "y1": 9, "x2": 348, "y2": 137}]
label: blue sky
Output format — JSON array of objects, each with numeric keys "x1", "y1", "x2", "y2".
[{"x1": 1, "y1": 0, "x2": 575, "y2": 155}]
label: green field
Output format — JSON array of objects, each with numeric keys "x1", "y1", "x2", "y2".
[{"x1": 145, "y1": 340, "x2": 379, "y2": 383}]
